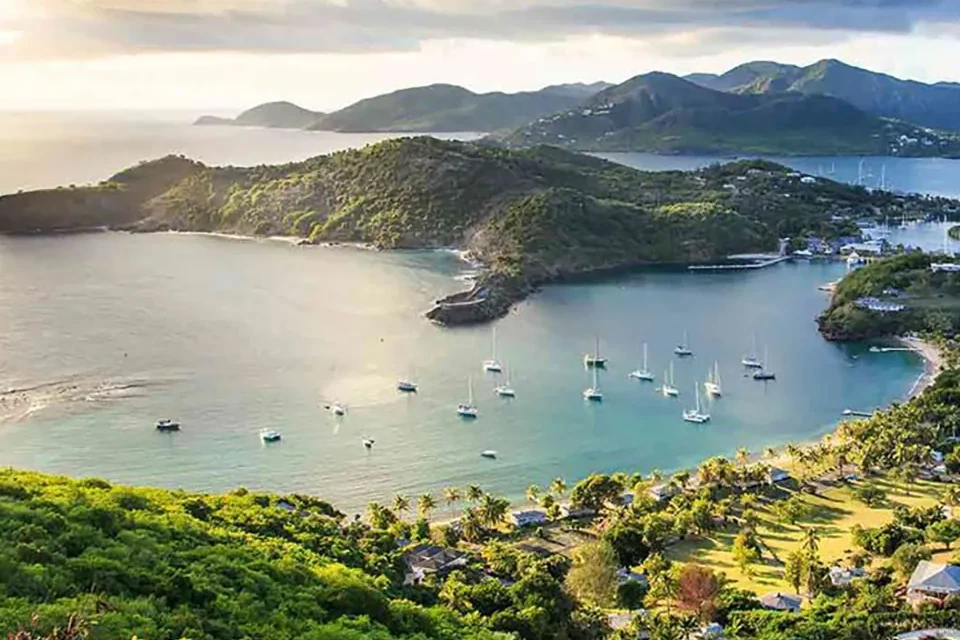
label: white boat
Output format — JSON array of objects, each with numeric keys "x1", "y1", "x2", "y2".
[
  {"x1": 483, "y1": 326, "x2": 503, "y2": 372},
  {"x1": 628, "y1": 343, "x2": 655, "y2": 382},
  {"x1": 325, "y1": 403, "x2": 346, "y2": 416},
  {"x1": 753, "y1": 346, "x2": 776, "y2": 381},
  {"x1": 155, "y1": 419, "x2": 181, "y2": 432},
  {"x1": 742, "y1": 334, "x2": 763, "y2": 368},
  {"x1": 704, "y1": 361, "x2": 722, "y2": 397},
  {"x1": 661, "y1": 362, "x2": 679, "y2": 397},
  {"x1": 583, "y1": 366, "x2": 603, "y2": 401},
  {"x1": 674, "y1": 331, "x2": 693, "y2": 357},
  {"x1": 397, "y1": 380, "x2": 418, "y2": 392},
  {"x1": 362, "y1": 438, "x2": 375, "y2": 449},
  {"x1": 495, "y1": 364, "x2": 516, "y2": 397},
  {"x1": 584, "y1": 335, "x2": 607, "y2": 368},
  {"x1": 480, "y1": 450, "x2": 497, "y2": 459},
  {"x1": 260, "y1": 428, "x2": 282, "y2": 442},
  {"x1": 682, "y1": 383, "x2": 711, "y2": 424},
  {"x1": 457, "y1": 376, "x2": 479, "y2": 418}
]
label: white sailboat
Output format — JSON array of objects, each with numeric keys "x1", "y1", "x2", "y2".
[
  {"x1": 457, "y1": 376, "x2": 479, "y2": 418},
  {"x1": 260, "y1": 428, "x2": 282, "y2": 442},
  {"x1": 483, "y1": 327, "x2": 503, "y2": 372},
  {"x1": 742, "y1": 334, "x2": 763, "y2": 368},
  {"x1": 584, "y1": 335, "x2": 607, "y2": 368},
  {"x1": 661, "y1": 361, "x2": 679, "y2": 397},
  {"x1": 704, "y1": 361, "x2": 722, "y2": 397},
  {"x1": 683, "y1": 382, "x2": 711, "y2": 423},
  {"x1": 753, "y1": 346, "x2": 776, "y2": 381},
  {"x1": 583, "y1": 366, "x2": 603, "y2": 401},
  {"x1": 674, "y1": 331, "x2": 693, "y2": 357},
  {"x1": 629, "y1": 343, "x2": 655, "y2": 382},
  {"x1": 495, "y1": 363, "x2": 516, "y2": 397}
]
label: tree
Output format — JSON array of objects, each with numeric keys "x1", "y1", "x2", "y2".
[
  {"x1": 732, "y1": 529, "x2": 762, "y2": 576},
  {"x1": 675, "y1": 564, "x2": 723, "y2": 623},
  {"x1": 478, "y1": 493, "x2": 510, "y2": 528},
  {"x1": 550, "y1": 477, "x2": 567, "y2": 498},
  {"x1": 784, "y1": 550, "x2": 806, "y2": 594},
  {"x1": 466, "y1": 484, "x2": 484, "y2": 502},
  {"x1": 565, "y1": 541, "x2": 620, "y2": 607},
  {"x1": 393, "y1": 494, "x2": 410, "y2": 517},
  {"x1": 526, "y1": 484, "x2": 541, "y2": 505},
  {"x1": 417, "y1": 493, "x2": 436, "y2": 520},
  {"x1": 735, "y1": 448, "x2": 750, "y2": 467},
  {"x1": 571, "y1": 474, "x2": 622, "y2": 510},
  {"x1": 366, "y1": 501, "x2": 396, "y2": 529},
  {"x1": 891, "y1": 543, "x2": 932, "y2": 581},
  {"x1": 442, "y1": 486, "x2": 461, "y2": 506},
  {"x1": 460, "y1": 507, "x2": 484, "y2": 542},
  {"x1": 927, "y1": 519, "x2": 960, "y2": 550},
  {"x1": 801, "y1": 527, "x2": 821, "y2": 557}
]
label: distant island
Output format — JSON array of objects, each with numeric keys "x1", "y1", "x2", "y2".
[
  {"x1": 196, "y1": 82, "x2": 607, "y2": 134},
  {"x1": 4, "y1": 138, "x2": 957, "y2": 326},
  {"x1": 194, "y1": 59, "x2": 960, "y2": 157},
  {"x1": 501, "y1": 72, "x2": 960, "y2": 157}
]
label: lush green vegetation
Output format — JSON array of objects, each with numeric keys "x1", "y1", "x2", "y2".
[
  {"x1": 949, "y1": 225, "x2": 960, "y2": 241},
  {"x1": 195, "y1": 102, "x2": 325, "y2": 129},
  {"x1": 818, "y1": 253, "x2": 960, "y2": 340},
  {"x1": 503, "y1": 72, "x2": 960, "y2": 156}
]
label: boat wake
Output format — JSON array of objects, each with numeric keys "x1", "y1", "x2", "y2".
[{"x1": 0, "y1": 376, "x2": 167, "y2": 424}]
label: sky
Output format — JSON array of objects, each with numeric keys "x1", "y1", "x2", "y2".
[{"x1": 1, "y1": 0, "x2": 960, "y2": 112}]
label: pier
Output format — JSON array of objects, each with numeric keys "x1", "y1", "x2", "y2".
[
  {"x1": 688, "y1": 255, "x2": 791, "y2": 272},
  {"x1": 842, "y1": 409, "x2": 874, "y2": 418}
]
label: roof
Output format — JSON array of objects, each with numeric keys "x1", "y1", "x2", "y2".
[
  {"x1": 404, "y1": 543, "x2": 467, "y2": 573},
  {"x1": 511, "y1": 509, "x2": 547, "y2": 524},
  {"x1": 908, "y1": 562, "x2": 960, "y2": 595},
  {"x1": 760, "y1": 592, "x2": 802, "y2": 611},
  {"x1": 769, "y1": 467, "x2": 791, "y2": 482},
  {"x1": 894, "y1": 630, "x2": 960, "y2": 640},
  {"x1": 616, "y1": 568, "x2": 648, "y2": 586}
]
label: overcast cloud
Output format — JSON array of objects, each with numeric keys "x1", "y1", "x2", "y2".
[{"x1": 1, "y1": 0, "x2": 957, "y2": 58}]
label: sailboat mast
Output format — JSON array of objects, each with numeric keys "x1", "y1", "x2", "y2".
[{"x1": 643, "y1": 343, "x2": 648, "y2": 370}]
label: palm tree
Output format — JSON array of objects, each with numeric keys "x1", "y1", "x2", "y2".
[
  {"x1": 801, "y1": 526, "x2": 820, "y2": 557},
  {"x1": 442, "y1": 486, "x2": 461, "y2": 506},
  {"x1": 366, "y1": 501, "x2": 385, "y2": 525},
  {"x1": 736, "y1": 447, "x2": 750, "y2": 467},
  {"x1": 466, "y1": 484, "x2": 484, "y2": 503},
  {"x1": 649, "y1": 469, "x2": 664, "y2": 485},
  {"x1": 764, "y1": 446, "x2": 778, "y2": 460},
  {"x1": 525, "y1": 484, "x2": 540, "y2": 505},
  {"x1": 393, "y1": 494, "x2": 410, "y2": 517},
  {"x1": 549, "y1": 477, "x2": 567, "y2": 497},
  {"x1": 460, "y1": 507, "x2": 484, "y2": 542},
  {"x1": 479, "y1": 493, "x2": 510, "y2": 528},
  {"x1": 417, "y1": 493, "x2": 437, "y2": 520}
]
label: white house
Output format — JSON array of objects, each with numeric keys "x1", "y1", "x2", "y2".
[
  {"x1": 907, "y1": 561, "x2": 960, "y2": 602},
  {"x1": 801, "y1": 176, "x2": 817, "y2": 184},
  {"x1": 560, "y1": 504, "x2": 597, "y2": 520},
  {"x1": 403, "y1": 543, "x2": 468, "y2": 585},
  {"x1": 829, "y1": 566, "x2": 867, "y2": 587},
  {"x1": 648, "y1": 483, "x2": 678, "y2": 502},
  {"x1": 932, "y1": 263, "x2": 960, "y2": 273},
  {"x1": 510, "y1": 509, "x2": 548, "y2": 528}
]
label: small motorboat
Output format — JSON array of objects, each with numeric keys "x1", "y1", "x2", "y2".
[
  {"x1": 362, "y1": 438, "x2": 375, "y2": 449},
  {"x1": 753, "y1": 370, "x2": 776, "y2": 381},
  {"x1": 260, "y1": 429, "x2": 282, "y2": 442},
  {"x1": 324, "y1": 403, "x2": 346, "y2": 416},
  {"x1": 156, "y1": 419, "x2": 181, "y2": 432},
  {"x1": 397, "y1": 380, "x2": 418, "y2": 392},
  {"x1": 481, "y1": 450, "x2": 497, "y2": 459}
]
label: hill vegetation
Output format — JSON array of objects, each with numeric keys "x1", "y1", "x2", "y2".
[
  {"x1": 3, "y1": 138, "x2": 953, "y2": 324},
  {"x1": 818, "y1": 253, "x2": 960, "y2": 341},
  {"x1": 503, "y1": 72, "x2": 960, "y2": 156},
  {"x1": 195, "y1": 101, "x2": 325, "y2": 129},
  {"x1": 687, "y1": 59, "x2": 960, "y2": 132}
]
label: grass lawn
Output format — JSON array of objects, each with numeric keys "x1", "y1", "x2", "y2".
[{"x1": 665, "y1": 476, "x2": 947, "y2": 594}]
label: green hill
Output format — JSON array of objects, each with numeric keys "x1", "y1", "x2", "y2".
[
  {"x1": 195, "y1": 101, "x2": 325, "y2": 129},
  {"x1": 2, "y1": 138, "x2": 947, "y2": 324},
  {"x1": 688, "y1": 59, "x2": 960, "y2": 132},
  {"x1": 311, "y1": 84, "x2": 587, "y2": 133},
  {"x1": 503, "y1": 72, "x2": 960, "y2": 156},
  {"x1": 818, "y1": 253, "x2": 960, "y2": 341}
]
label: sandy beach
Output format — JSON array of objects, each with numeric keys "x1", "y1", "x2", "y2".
[{"x1": 901, "y1": 336, "x2": 946, "y2": 398}]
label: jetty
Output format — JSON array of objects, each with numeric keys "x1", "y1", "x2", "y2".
[
  {"x1": 842, "y1": 409, "x2": 874, "y2": 418},
  {"x1": 688, "y1": 254, "x2": 790, "y2": 272}
]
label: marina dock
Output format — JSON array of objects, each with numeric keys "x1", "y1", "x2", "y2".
[{"x1": 688, "y1": 255, "x2": 791, "y2": 272}]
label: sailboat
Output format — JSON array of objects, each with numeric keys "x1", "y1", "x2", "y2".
[
  {"x1": 260, "y1": 428, "x2": 282, "y2": 442},
  {"x1": 495, "y1": 363, "x2": 516, "y2": 397},
  {"x1": 661, "y1": 362, "x2": 679, "y2": 397},
  {"x1": 629, "y1": 343, "x2": 655, "y2": 382},
  {"x1": 753, "y1": 346, "x2": 776, "y2": 381},
  {"x1": 583, "y1": 366, "x2": 603, "y2": 401},
  {"x1": 483, "y1": 327, "x2": 503, "y2": 372},
  {"x1": 704, "y1": 361, "x2": 722, "y2": 397},
  {"x1": 674, "y1": 331, "x2": 693, "y2": 357},
  {"x1": 584, "y1": 336, "x2": 607, "y2": 368},
  {"x1": 457, "y1": 376, "x2": 479, "y2": 417},
  {"x1": 742, "y1": 334, "x2": 763, "y2": 368},
  {"x1": 683, "y1": 382, "x2": 711, "y2": 424}
]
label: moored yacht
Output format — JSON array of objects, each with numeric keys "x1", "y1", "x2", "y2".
[
  {"x1": 483, "y1": 326, "x2": 503, "y2": 373},
  {"x1": 457, "y1": 376, "x2": 479, "y2": 418},
  {"x1": 584, "y1": 335, "x2": 607, "y2": 368},
  {"x1": 362, "y1": 438, "x2": 375, "y2": 449},
  {"x1": 742, "y1": 334, "x2": 763, "y2": 368},
  {"x1": 674, "y1": 331, "x2": 693, "y2": 357},
  {"x1": 752, "y1": 346, "x2": 776, "y2": 380},
  {"x1": 397, "y1": 380, "x2": 418, "y2": 392},
  {"x1": 481, "y1": 450, "x2": 498, "y2": 459},
  {"x1": 628, "y1": 343, "x2": 656, "y2": 382},
  {"x1": 260, "y1": 428, "x2": 282, "y2": 442},
  {"x1": 661, "y1": 361, "x2": 679, "y2": 397},
  {"x1": 495, "y1": 364, "x2": 516, "y2": 397},
  {"x1": 155, "y1": 419, "x2": 181, "y2": 432},
  {"x1": 704, "y1": 361, "x2": 722, "y2": 397},
  {"x1": 583, "y1": 366, "x2": 603, "y2": 401},
  {"x1": 682, "y1": 383, "x2": 711, "y2": 424}
]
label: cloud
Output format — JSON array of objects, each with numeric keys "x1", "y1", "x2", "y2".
[{"x1": 2, "y1": 0, "x2": 958, "y2": 59}]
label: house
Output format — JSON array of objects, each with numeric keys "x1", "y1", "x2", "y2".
[
  {"x1": 648, "y1": 483, "x2": 678, "y2": 502},
  {"x1": 606, "y1": 612, "x2": 637, "y2": 632},
  {"x1": 275, "y1": 500, "x2": 297, "y2": 513},
  {"x1": 617, "y1": 568, "x2": 648, "y2": 586},
  {"x1": 618, "y1": 492, "x2": 635, "y2": 506},
  {"x1": 801, "y1": 176, "x2": 817, "y2": 185},
  {"x1": 510, "y1": 509, "x2": 547, "y2": 528},
  {"x1": 403, "y1": 543, "x2": 468, "y2": 585},
  {"x1": 894, "y1": 630, "x2": 960, "y2": 640},
  {"x1": 560, "y1": 504, "x2": 597, "y2": 519},
  {"x1": 769, "y1": 467, "x2": 791, "y2": 484},
  {"x1": 907, "y1": 561, "x2": 960, "y2": 601},
  {"x1": 932, "y1": 263, "x2": 960, "y2": 273},
  {"x1": 829, "y1": 566, "x2": 867, "y2": 587},
  {"x1": 701, "y1": 622, "x2": 724, "y2": 638},
  {"x1": 855, "y1": 297, "x2": 906, "y2": 313},
  {"x1": 760, "y1": 592, "x2": 802, "y2": 612}
]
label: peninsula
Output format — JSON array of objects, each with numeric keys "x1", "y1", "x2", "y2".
[{"x1": 2, "y1": 138, "x2": 955, "y2": 326}]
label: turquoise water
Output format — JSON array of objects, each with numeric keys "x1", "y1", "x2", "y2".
[{"x1": 0, "y1": 233, "x2": 920, "y2": 514}]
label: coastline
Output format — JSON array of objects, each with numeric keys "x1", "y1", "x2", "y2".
[{"x1": 901, "y1": 336, "x2": 945, "y2": 399}]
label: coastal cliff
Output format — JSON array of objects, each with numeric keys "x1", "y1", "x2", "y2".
[{"x1": 2, "y1": 138, "x2": 950, "y2": 326}]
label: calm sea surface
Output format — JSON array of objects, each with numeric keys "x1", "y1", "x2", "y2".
[{"x1": 1, "y1": 112, "x2": 956, "y2": 513}]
